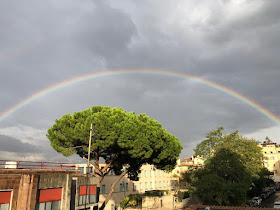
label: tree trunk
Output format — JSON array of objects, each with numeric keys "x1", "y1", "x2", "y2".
[{"x1": 99, "y1": 170, "x2": 128, "y2": 210}]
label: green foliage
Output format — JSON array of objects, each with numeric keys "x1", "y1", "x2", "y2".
[
  {"x1": 265, "y1": 136, "x2": 272, "y2": 143},
  {"x1": 192, "y1": 148, "x2": 252, "y2": 206},
  {"x1": 120, "y1": 194, "x2": 143, "y2": 208},
  {"x1": 177, "y1": 191, "x2": 190, "y2": 202},
  {"x1": 194, "y1": 127, "x2": 264, "y2": 178},
  {"x1": 247, "y1": 167, "x2": 275, "y2": 197},
  {"x1": 47, "y1": 106, "x2": 182, "y2": 180},
  {"x1": 144, "y1": 190, "x2": 165, "y2": 196}
]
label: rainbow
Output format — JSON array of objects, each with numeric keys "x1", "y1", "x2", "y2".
[{"x1": 1, "y1": 69, "x2": 280, "y2": 126}]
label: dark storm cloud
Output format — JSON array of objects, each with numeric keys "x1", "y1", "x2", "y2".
[
  {"x1": 0, "y1": 134, "x2": 40, "y2": 153},
  {"x1": 75, "y1": 1, "x2": 137, "y2": 59},
  {"x1": 0, "y1": 0, "x2": 280, "y2": 160}
]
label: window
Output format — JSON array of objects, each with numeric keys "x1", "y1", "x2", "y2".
[
  {"x1": 163, "y1": 171, "x2": 165, "y2": 177},
  {"x1": 167, "y1": 181, "x2": 169, "y2": 186},
  {"x1": 271, "y1": 151, "x2": 273, "y2": 154},
  {"x1": 163, "y1": 181, "x2": 166, "y2": 187},
  {"x1": 274, "y1": 170, "x2": 278, "y2": 174},
  {"x1": 159, "y1": 181, "x2": 161, "y2": 188},
  {"x1": 86, "y1": 167, "x2": 93, "y2": 174},
  {"x1": 145, "y1": 182, "x2": 148, "y2": 190},
  {"x1": 159, "y1": 171, "x2": 161, "y2": 177},
  {"x1": 150, "y1": 182, "x2": 153, "y2": 189},
  {"x1": 78, "y1": 167, "x2": 84, "y2": 174},
  {"x1": 154, "y1": 171, "x2": 157, "y2": 177},
  {"x1": 111, "y1": 170, "x2": 114, "y2": 176},
  {"x1": 271, "y1": 156, "x2": 275, "y2": 160},
  {"x1": 111, "y1": 204, "x2": 115, "y2": 210},
  {"x1": 36, "y1": 188, "x2": 63, "y2": 210},
  {"x1": 145, "y1": 170, "x2": 147, "y2": 177},
  {"x1": 139, "y1": 172, "x2": 142, "y2": 177},
  {"x1": 155, "y1": 181, "x2": 157, "y2": 188},
  {"x1": 278, "y1": 151, "x2": 280, "y2": 153},
  {"x1": 150, "y1": 171, "x2": 152, "y2": 177},
  {"x1": 274, "y1": 164, "x2": 276, "y2": 167},
  {"x1": 78, "y1": 185, "x2": 96, "y2": 206},
  {"x1": 126, "y1": 183, "x2": 128, "y2": 191},
  {"x1": 0, "y1": 191, "x2": 11, "y2": 210},
  {"x1": 133, "y1": 183, "x2": 136, "y2": 191},
  {"x1": 140, "y1": 183, "x2": 142, "y2": 190},
  {"x1": 120, "y1": 184, "x2": 123, "y2": 192},
  {"x1": 264, "y1": 151, "x2": 267, "y2": 154},
  {"x1": 101, "y1": 185, "x2": 105, "y2": 194}
]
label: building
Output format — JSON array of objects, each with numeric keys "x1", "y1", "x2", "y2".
[
  {"x1": 76, "y1": 163, "x2": 175, "y2": 210},
  {"x1": 0, "y1": 160, "x2": 98, "y2": 210},
  {"x1": 260, "y1": 142, "x2": 280, "y2": 182},
  {"x1": 0, "y1": 157, "x2": 199, "y2": 210},
  {"x1": 172, "y1": 155, "x2": 204, "y2": 176}
]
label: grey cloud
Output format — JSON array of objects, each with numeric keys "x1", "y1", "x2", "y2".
[
  {"x1": 0, "y1": 134, "x2": 41, "y2": 153},
  {"x1": 0, "y1": 0, "x2": 280, "y2": 160}
]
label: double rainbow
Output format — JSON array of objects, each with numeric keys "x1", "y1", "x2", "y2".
[{"x1": 0, "y1": 69, "x2": 279, "y2": 126}]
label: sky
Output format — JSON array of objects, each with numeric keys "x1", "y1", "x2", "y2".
[{"x1": 0, "y1": 0, "x2": 280, "y2": 163}]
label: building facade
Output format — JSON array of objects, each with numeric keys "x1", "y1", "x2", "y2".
[
  {"x1": 0, "y1": 168, "x2": 98, "y2": 210},
  {"x1": 261, "y1": 142, "x2": 280, "y2": 182},
  {"x1": 76, "y1": 163, "x2": 174, "y2": 210}
]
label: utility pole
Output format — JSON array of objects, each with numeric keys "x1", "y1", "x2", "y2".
[{"x1": 85, "y1": 123, "x2": 93, "y2": 210}]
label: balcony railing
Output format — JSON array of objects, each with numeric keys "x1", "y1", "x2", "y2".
[{"x1": 0, "y1": 160, "x2": 76, "y2": 170}]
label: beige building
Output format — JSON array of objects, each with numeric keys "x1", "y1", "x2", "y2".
[
  {"x1": 172, "y1": 155, "x2": 204, "y2": 176},
  {"x1": 260, "y1": 142, "x2": 280, "y2": 182},
  {"x1": 76, "y1": 163, "x2": 175, "y2": 210}
]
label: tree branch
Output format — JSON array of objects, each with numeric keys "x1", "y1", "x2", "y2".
[
  {"x1": 102, "y1": 153, "x2": 119, "y2": 173},
  {"x1": 82, "y1": 157, "x2": 103, "y2": 176},
  {"x1": 99, "y1": 169, "x2": 128, "y2": 210}
]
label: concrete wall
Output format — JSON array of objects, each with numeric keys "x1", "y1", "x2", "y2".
[
  {"x1": 0, "y1": 174, "x2": 38, "y2": 210},
  {"x1": 38, "y1": 173, "x2": 71, "y2": 210},
  {"x1": 142, "y1": 194, "x2": 175, "y2": 210}
]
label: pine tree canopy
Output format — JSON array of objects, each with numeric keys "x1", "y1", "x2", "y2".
[{"x1": 47, "y1": 106, "x2": 182, "y2": 180}]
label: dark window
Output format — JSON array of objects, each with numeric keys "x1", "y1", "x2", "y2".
[
  {"x1": 126, "y1": 183, "x2": 128, "y2": 191},
  {"x1": 36, "y1": 188, "x2": 62, "y2": 210},
  {"x1": 86, "y1": 167, "x2": 93, "y2": 174},
  {"x1": 111, "y1": 170, "x2": 114, "y2": 175},
  {"x1": 78, "y1": 167, "x2": 84, "y2": 174},
  {"x1": 78, "y1": 185, "x2": 96, "y2": 206},
  {"x1": 102, "y1": 185, "x2": 105, "y2": 194},
  {"x1": 120, "y1": 184, "x2": 123, "y2": 192}
]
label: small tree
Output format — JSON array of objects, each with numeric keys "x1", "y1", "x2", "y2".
[
  {"x1": 192, "y1": 148, "x2": 252, "y2": 206},
  {"x1": 47, "y1": 106, "x2": 182, "y2": 210},
  {"x1": 194, "y1": 127, "x2": 264, "y2": 178}
]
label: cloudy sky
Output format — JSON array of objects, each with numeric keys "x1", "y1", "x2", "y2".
[{"x1": 1, "y1": 0, "x2": 280, "y2": 163}]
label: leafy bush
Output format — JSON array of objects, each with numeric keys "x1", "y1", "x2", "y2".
[
  {"x1": 178, "y1": 191, "x2": 190, "y2": 202},
  {"x1": 120, "y1": 194, "x2": 143, "y2": 209}
]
